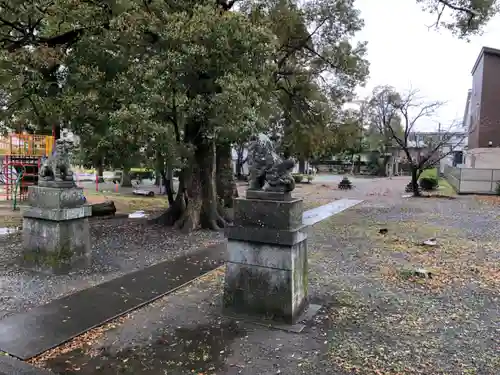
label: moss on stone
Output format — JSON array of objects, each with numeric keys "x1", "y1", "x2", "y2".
[{"x1": 23, "y1": 246, "x2": 74, "y2": 269}]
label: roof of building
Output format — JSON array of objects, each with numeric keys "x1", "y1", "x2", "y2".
[{"x1": 472, "y1": 46, "x2": 500, "y2": 75}]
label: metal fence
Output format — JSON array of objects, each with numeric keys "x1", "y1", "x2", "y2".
[{"x1": 444, "y1": 165, "x2": 500, "y2": 194}]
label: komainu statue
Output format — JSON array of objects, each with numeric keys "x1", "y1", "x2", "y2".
[
  {"x1": 247, "y1": 133, "x2": 295, "y2": 192},
  {"x1": 39, "y1": 139, "x2": 75, "y2": 188}
]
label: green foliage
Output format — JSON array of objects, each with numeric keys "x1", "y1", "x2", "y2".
[
  {"x1": 495, "y1": 181, "x2": 500, "y2": 196},
  {"x1": 0, "y1": 0, "x2": 369, "y2": 201},
  {"x1": 254, "y1": 0, "x2": 370, "y2": 159},
  {"x1": 419, "y1": 176, "x2": 438, "y2": 191},
  {"x1": 365, "y1": 86, "x2": 404, "y2": 151},
  {"x1": 292, "y1": 173, "x2": 304, "y2": 183},
  {"x1": 416, "y1": 0, "x2": 498, "y2": 38}
]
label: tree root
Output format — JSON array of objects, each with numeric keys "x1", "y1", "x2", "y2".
[{"x1": 153, "y1": 205, "x2": 179, "y2": 226}]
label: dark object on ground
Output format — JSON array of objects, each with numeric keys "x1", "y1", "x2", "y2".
[
  {"x1": 338, "y1": 176, "x2": 352, "y2": 190},
  {"x1": 379, "y1": 228, "x2": 388, "y2": 235},
  {"x1": 133, "y1": 189, "x2": 155, "y2": 197},
  {"x1": 0, "y1": 243, "x2": 225, "y2": 360},
  {"x1": 496, "y1": 181, "x2": 500, "y2": 195},
  {"x1": 419, "y1": 176, "x2": 439, "y2": 191},
  {"x1": 413, "y1": 268, "x2": 432, "y2": 278},
  {"x1": 405, "y1": 182, "x2": 420, "y2": 193},
  {"x1": 91, "y1": 201, "x2": 116, "y2": 217}
]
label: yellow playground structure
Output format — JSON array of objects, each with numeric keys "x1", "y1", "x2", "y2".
[{"x1": 0, "y1": 134, "x2": 55, "y2": 201}]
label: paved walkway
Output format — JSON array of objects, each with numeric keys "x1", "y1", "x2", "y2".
[
  {"x1": 0, "y1": 355, "x2": 53, "y2": 374},
  {"x1": 0, "y1": 244, "x2": 225, "y2": 359}
]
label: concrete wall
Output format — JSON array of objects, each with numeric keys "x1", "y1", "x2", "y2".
[
  {"x1": 464, "y1": 148, "x2": 500, "y2": 168},
  {"x1": 444, "y1": 165, "x2": 500, "y2": 194}
]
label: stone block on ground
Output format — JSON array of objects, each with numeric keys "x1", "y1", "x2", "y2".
[
  {"x1": 21, "y1": 186, "x2": 92, "y2": 273},
  {"x1": 27, "y1": 186, "x2": 86, "y2": 210},
  {"x1": 223, "y1": 192, "x2": 309, "y2": 325},
  {"x1": 223, "y1": 239, "x2": 308, "y2": 324},
  {"x1": 233, "y1": 196, "x2": 303, "y2": 230}
]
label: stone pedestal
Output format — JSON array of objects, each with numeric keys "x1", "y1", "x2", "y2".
[
  {"x1": 22, "y1": 186, "x2": 91, "y2": 272},
  {"x1": 223, "y1": 190, "x2": 308, "y2": 324}
]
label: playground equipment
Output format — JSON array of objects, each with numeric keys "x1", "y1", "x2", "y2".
[{"x1": 0, "y1": 134, "x2": 55, "y2": 202}]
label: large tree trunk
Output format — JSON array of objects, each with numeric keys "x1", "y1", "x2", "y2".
[
  {"x1": 411, "y1": 165, "x2": 420, "y2": 197},
  {"x1": 154, "y1": 152, "x2": 164, "y2": 186},
  {"x1": 121, "y1": 166, "x2": 133, "y2": 187},
  {"x1": 216, "y1": 142, "x2": 238, "y2": 209},
  {"x1": 235, "y1": 143, "x2": 248, "y2": 180},
  {"x1": 97, "y1": 164, "x2": 104, "y2": 177},
  {"x1": 155, "y1": 152, "x2": 165, "y2": 186},
  {"x1": 378, "y1": 154, "x2": 390, "y2": 176},
  {"x1": 53, "y1": 124, "x2": 61, "y2": 140},
  {"x1": 299, "y1": 159, "x2": 306, "y2": 174},
  {"x1": 161, "y1": 164, "x2": 176, "y2": 204},
  {"x1": 155, "y1": 139, "x2": 225, "y2": 232}
]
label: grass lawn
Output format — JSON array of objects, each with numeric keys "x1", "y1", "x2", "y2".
[
  {"x1": 419, "y1": 167, "x2": 455, "y2": 196},
  {"x1": 84, "y1": 190, "x2": 169, "y2": 213},
  {"x1": 0, "y1": 191, "x2": 169, "y2": 228}
]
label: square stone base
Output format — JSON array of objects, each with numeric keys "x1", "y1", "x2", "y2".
[
  {"x1": 223, "y1": 238, "x2": 308, "y2": 324},
  {"x1": 22, "y1": 216, "x2": 91, "y2": 273},
  {"x1": 233, "y1": 197, "x2": 303, "y2": 230},
  {"x1": 27, "y1": 185, "x2": 86, "y2": 209}
]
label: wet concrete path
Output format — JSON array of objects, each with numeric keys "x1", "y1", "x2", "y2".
[
  {"x1": 0, "y1": 244, "x2": 225, "y2": 360},
  {"x1": 0, "y1": 354, "x2": 53, "y2": 374}
]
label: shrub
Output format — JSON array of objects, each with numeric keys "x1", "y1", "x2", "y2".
[
  {"x1": 292, "y1": 173, "x2": 304, "y2": 183},
  {"x1": 496, "y1": 181, "x2": 500, "y2": 195},
  {"x1": 306, "y1": 175, "x2": 314, "y2": 183},
  {"x1": 338, "y1": 176, "x2": 352, "y2": 190},
  {"x1": 419, "y1": 176, "x2": 438, "y2": 191}
]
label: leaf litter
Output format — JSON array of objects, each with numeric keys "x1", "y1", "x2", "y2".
[
  {"x1": 309, "y1": 197, "x2": 500, "y2": 374},
  {"x1": 17, "y1": 186, "x2": 500, "y2": 375}
]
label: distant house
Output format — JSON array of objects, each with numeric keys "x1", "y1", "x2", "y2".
[
  {"x1": 464, "y1": 46, "x2": 500, "y2": 168},
  {"x1": 406, "y1": 131, "x2": 467, "y2": 170}
]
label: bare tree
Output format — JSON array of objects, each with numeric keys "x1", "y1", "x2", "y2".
[
  {"x1": 382, "y1": 88, "x2": 470, "y2": 196},
  {"x1": 366, "y1": 86, "x2": 405, "y2": 176}
]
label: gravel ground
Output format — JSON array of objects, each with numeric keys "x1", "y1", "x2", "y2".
[
  {"x1": 0, "y1": 217, "x2": 223, "y2": 317},
  {"x1": 308, "y1": 196, "x2": 500, "y2": 374},
  {"x1": 25, "y1": 177, "x2": 500, "y2": 375}
]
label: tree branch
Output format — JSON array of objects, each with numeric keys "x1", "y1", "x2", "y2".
[{"x1": 437, "y1": 0, "x2": 480, "y2": 17}]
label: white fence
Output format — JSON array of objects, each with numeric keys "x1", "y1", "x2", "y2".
[{"x1": 444, "y1": 165, "x2": 500, "y2": 194}]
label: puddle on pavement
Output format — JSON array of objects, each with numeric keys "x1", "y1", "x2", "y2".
[{"x1": 45, "y1": 320, "x2": 246, "y2": 374}]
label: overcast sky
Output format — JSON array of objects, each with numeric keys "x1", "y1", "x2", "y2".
[{"x1": 354, "y1": 0, "x2": 500, "y2": 131}]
